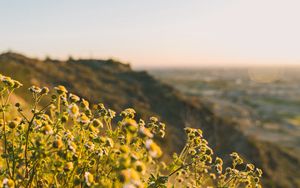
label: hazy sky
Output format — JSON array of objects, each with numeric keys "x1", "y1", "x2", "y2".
[{"x1": 1, "y1": 0, "x2": 300, "y2": 68}]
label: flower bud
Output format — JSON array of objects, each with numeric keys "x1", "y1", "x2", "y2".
[
  {"x1": 54, "y1": 85, "x2": 68, "y2": 94},
  {"x1": 40, "y1": 87, "x2": 49, "y2": 95}
]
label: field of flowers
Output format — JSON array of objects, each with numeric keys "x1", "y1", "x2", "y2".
[{"x1": 0, "y1": 73, "x2": 262, "y2": 187}]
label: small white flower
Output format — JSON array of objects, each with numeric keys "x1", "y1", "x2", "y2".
[
  {"x1": 2, "y1": 178, "x2": 8, "y2": 185},
  {"x1": 145, "y1": 139, "x2": 162, "y2": 158},
  {"x1": 84, "y1": 172, "x2": 94, "y2": 186},
  {"x1": 123, "y1": 183, "x2": 135, "y2": 188},
  {"x1": 0, "y1": 75, "x2": 4, "y2": 81},
  {"x1": 67, "y1": 103, "x2": 79, "y2": 117},
  {"x1": 2, "y1": 178, "x2": 13, "y2": 188},
  {"x1": 68, "y1": 141, "x2": 76, "y2": 153},
  {"x1": 85, "y1": 142, "x2": 95, "y2": 151},
  {"x1": 63, "y1": 130, "x2": 74, "y2": 141},
  {"x1": 69, "y1": 93, "x2": 80, "y2": 102},
  {"x1": 45, "y1": 129, "x2": 54, "y2": 135},
  {"x1": 77, "y1": 113, "x2": 90, "y2": 124},
  {"x1": 145, "y1": 139, "x2": 153, "y2": 149}
]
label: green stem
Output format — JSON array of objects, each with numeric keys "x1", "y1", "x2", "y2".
[
  {"x1": 1, "y1": 91, "x2": 13, "y2": 178},
  {"x1": 168, "y1": 161, "x2": 195, "y2": 177}
]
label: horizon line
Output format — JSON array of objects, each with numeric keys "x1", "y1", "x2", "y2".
[{"x1": 2, "y1": 50, "x2": 300, "y2": 70}]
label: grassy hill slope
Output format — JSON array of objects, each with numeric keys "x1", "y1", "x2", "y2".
[{"x1": 0, "y1": 52, "x2": 299, "y2": 187}]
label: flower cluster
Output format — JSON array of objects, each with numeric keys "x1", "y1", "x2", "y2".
[{"x1": 0, "y1": 73, "x2": 262, "y2": 187}]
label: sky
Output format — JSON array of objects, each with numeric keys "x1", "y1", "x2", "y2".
[{"x1": 0, "y1": 0, "x2": 300, "y2": 68}]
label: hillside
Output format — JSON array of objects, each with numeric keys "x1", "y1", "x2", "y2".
[{"x1": 0, "y1": 52, "x2": 299, "y2": 187}]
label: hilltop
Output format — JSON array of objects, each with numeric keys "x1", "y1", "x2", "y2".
[{"x1": 0, "y1": 52, "x2": 299, "y2": 187}]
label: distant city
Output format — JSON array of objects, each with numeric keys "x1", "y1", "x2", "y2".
[{"x1": 150, "y1": 67, "x2": 300, "y2": 152}]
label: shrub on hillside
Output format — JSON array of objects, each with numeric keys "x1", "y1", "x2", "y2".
[{"x1": 0, "y1": 73, "x2": 262, "y2": 187}]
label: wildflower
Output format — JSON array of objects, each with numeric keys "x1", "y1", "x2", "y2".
[
  {"x1": 64, "y1": 162, "x2": 74, "y2": 172},
  {"x1": 105, "y1": 138, "x2": 114, "y2": 148},
  {"x1": 134, "y1": 161, "x2": 146, "y2": 174},
  {"x1": 206, "y1": 147, "x2": 213, "y2": 155},
  {"x1": 244, "y1": 178, "x2": 251, "y2": 186},
  {"x1": 138, "y1": 126, "x2": 153, "y2": 138},
  {"x1": 225, "y1": 167, "x2": 232, "y2": 174},
  {"x1": 108, "y1": 109, "x2": 116, "y2": 118},
  {"x1": 195, "y1": 129, "x2": 203, "y2": 137},
  {"x1": 84, "y1": 141, "x2": 95, "y2": 151},
  {"x1": 12, "y1": 80, "x2": 23, "y2": 89},
  {"x1": 84, "y1": 172, "x2": 94, "y2": 187},
  {"x1": 160, "y1": 162, "x2": 167, "y2": 170},
  {"x1": 43, "y1": 124, "x2": 53, "y2": 135},
  {"x1": 149, "y1": 117, "x2": 158, "y2": 123},
  {"x1": 210, "y1": 173, "x2": 216, "y2": 180},
  {"x1": 118, "y1": 146, "x2": 128, "y2": 154},
  {"x1": 215, "y1": 157, "x2": 223, "y2": 166},
  {"x1": 54, "y1": 85, "x2": 68, "y2": 94},
  {"x1": 202, "y1": 139, "x2": 208, "y2": 145},
  {"x1": 123, "y1": 119, "x2": 138, "y2": 133},
  {"x1": 94, "y1": 103, "x2": 105, "y2": 111},
  {"x1": 139, "y1": 119, "x2": 145, "y2": 126},
  {"x1": 97, "y1": 147, "x2": 109, "y2": 157},
  {"x1": 33, "y1": 119, "x2": 43, "y2": 130},
  {"x1": 145, "y1": 139, "x2": 162, "y2": 158},
  {"x1": 119, "y1": 169, "x2": 139, "y2": 183},
  {"x1": 188, "y1": 148, "x2": 197, "y2": 156},
  {"x1": 64, "y1": 130, "x2": 74, "y2": 141},
  {"x1": 231, "y1": 169, "x2": 239, "y2": 174},
  {"x1": 8, "y1": 117, "x2": 21, "y2": 129},
  {"x1": 158, "y1": 130, "x2": 165, "y2": 138},
  {"x1": 69, "y1": 93, "x2": 80, "y2": 103},
  {"x1": 92, "y1": 119, "x2": 103, "y2": 128},
  {"x1": 0, "y1": 74, "x2": 264, "y2": 187},
  {"x1": 2, "y1": 178, "x2": 14, "y2": 188},
  {"x1": 119, "y1": 156, "x2": 131, "y2": 169},
  {"x1": 207, "y1": 156, "x2": 213, "y2": 163},
  {"x1": 81, "y1": 99, "x2": 89, "y2": 109},
  {"x1": 89, "y1": 125, "x2": 99, "y2": 135},
  {"x1": 159, "y1": 122, "x2": 166, "y2": 130},
  {"x1": 77, "y1": 113, "x2": 90, "y2": 124},
  {"x1": 246, "y1": 164, "x2": 255, "y2": 171},
  {"x1": 49, "y1": 104, "x2": 56, "y2": 111},
  {"x1": 40, "y1": 87, "x2": 49, "y2": 95},
  {"x1": 230, "y1": 152, "x2": 239, "y2": 160},
  {"x1": 60, "y1": 93, "x2": 68, "y2": 106},
  {"x1": 61, "y1": 115, "x2": 69, "y2": 123},
  {"x1": 236, "y1": 158, "x2": 243, "y2": 165},
  {"x1": 68, "y1": 103, "x2": 79, "y2": 117},
  {"x1": 39, "y1": 114, "x2": 51, "y2": 122},
  {"x1": 2, "y1": 77, "x2": 15, "y2": 88},
  {"x1": 68, "y1": 141, "x2": 77, "y2": 153},
  {"x1": 53, "y1": 138, "x2": 63, "y2": 149},
  {"x1": 121, "y1": 108, "x2": 136, "y2": 118},
  {"x1": 29, "y1": 86, "x2": 42, "y2": 94},
  {"x1": 215, "y1": 164, "x2": 222, "y2": 174},
  {"x1": 70, "y1": 175, "x2": 80, "y2": 186},
  {"x1": 256, "y1": 168, "x2": 263, "y2": 177}
]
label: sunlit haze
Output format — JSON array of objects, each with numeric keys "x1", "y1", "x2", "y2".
[{"x1": 1, "y1": 0, "x2": 300, "y2": 68}]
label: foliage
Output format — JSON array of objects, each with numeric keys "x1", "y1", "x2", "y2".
[{"x1": 0, "y1": 73, "x2": 262, "y2": 187}]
